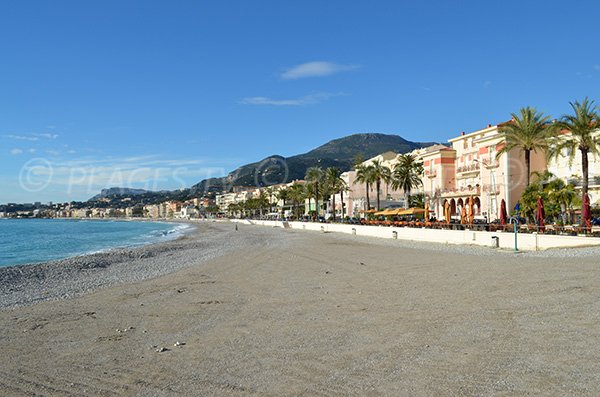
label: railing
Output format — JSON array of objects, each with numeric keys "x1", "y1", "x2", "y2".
[
  {"x1": 439, "y1": 185, "x2": 481, "y2": 196},
  {"x1": 567, "y1": 177, "x2": 600, "y2": 187},
  {"x1": 481, "y1": 158, "x2": 500, "y2": 168},
  {"x1": 481, "y1": 184, "x2": 500, "y2": 194},
  {"x1": 456, "y1": 164, "x2": 480, "y2": 173}
]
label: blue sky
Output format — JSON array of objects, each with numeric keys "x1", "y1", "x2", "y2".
[{"x1": 2, "y1": 0, "x2": 600, "y2": 203}]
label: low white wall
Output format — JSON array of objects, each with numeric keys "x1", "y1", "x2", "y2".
[{"x1": 234, "y1": 219, "x2": 600, "y2": 251}]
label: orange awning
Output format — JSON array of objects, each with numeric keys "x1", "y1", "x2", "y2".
[{"x1": 396, "y1": 207, "x2": 426, "y2": 216}]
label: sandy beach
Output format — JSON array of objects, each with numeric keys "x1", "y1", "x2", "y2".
[{"x1": 2, "y1": 221, "x2": 600, "y2": 396}]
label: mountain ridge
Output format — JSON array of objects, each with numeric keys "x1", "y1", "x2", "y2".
[{"x1": 88, "y1": 132, "x2": 440, "y2": 202}]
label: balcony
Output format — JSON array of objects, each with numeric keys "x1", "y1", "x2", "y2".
[
  {"x1": 456, "y1": 163, "x2": 480, "y2": 176},
  {"x1": 481, "y1": 184, "x2": 500, "y2": 195},
  {"x1": 567, "y1": 176, "x2": 600, "y2": 188},
  {"x1": 440, "y1": 185, "x2": 481, "y2": 198},
  {"x1": 481, "y1": 158, "x2": 500, "y2": 169},
  {"x1": 424, "y1": 169, "x2": 437, "y2": 178}
]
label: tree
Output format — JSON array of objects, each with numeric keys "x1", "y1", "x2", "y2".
[
  {"x1": 547, "y1": 178, "x2": 579, "y2": 225},
  {"x1": 288, "y1": 183, "x2": 305, "y2": 219},
  {"x1": 277, "y1": 188, "x2": 289, "y2": 216},
  {"x1": 354, "y1": 163, "x2": 374, "y2": 211},
  {"x1": 264, "y1": 186, "x2": 275, "y2": 213},
  {"x1": 550, "y1": 98, "x2": 600, "y2": 223},
  {"x1": 305, "y1": 166, "x2": 324, "y2": 218},
  {"x1": 391, "y1": 154, "x2": 423, "y2": 208},
  {"x1": 496, "y1": 107, "x2": 555, "y2": 186},
  {"x1": 369, "y1": 160, "x2": 392, "y2": 211},
  {"x1": 324, "y1": 167, "x2": 346, "y2": 222}
]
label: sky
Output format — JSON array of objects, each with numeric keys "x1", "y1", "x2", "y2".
[{"x1": 2, "y1": 0, "x2": 600, "y2": 203}]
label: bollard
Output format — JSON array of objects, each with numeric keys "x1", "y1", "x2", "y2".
[
  {"x1": 392, "y1": 231, "x2": 398, "y2": 239},
  {"x1": 491, "y1": 236, "x2": 499, "y2": 248},
  {"x1": 320, "y1": 225, "x2": 325, "y2": 233},
  {"x1": 352, "y1": 228, "x2": 356, "y2": 236}
]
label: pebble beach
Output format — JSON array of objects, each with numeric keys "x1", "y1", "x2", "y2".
[{"x1": 2, "y1": 221, "x2": 600, "y2": 395}]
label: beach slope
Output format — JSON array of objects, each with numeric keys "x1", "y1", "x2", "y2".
[{"x1": 2, "y1": 222, "x2": 600, "y2": 396}]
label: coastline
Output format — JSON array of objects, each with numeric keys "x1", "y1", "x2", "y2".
[
  {"x1": 3, "y1": 222, "x2": 600, "y2": 395},
  {"x1": 0, "y1": 220, "x2": 230, "y2": 308},
  {"x1": 0, "y1": 217, "x2": 195, "y2": 270}
]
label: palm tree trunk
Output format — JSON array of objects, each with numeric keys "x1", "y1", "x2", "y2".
[
  {"x1": 525, "y1": 150, "x2": 531, "y2": 186},
  {"x1": 582, "y1": 148, "x2": 589, "y2": 226},
  {"x1": 315, "y1": 183, "x2": 319, "y2": 218},
  {"x1": 365, "y1": 183, "x2": 370, "y2": 211},
  {"x1": 331, "y1": 194, "x2": 336, "y2": 222},
  {"x1": 376, "y1": 179, "x2": 381, "y2": 211},
  {"x1": 340, "y1": 190, "x2": 344, "y2": 219},
  {"x1": 405, "y1": 189, "x2": 410, "y2": 209}
]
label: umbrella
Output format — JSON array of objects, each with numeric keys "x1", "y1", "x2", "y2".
[
  {"x1": 460, "y1": 205, "x2": 467, "y2": 224},
  {"x1": 424, "y1": 201, "x2": 430, "y2": 221},
  {"x1": 536, "y1": 196, "x2": 545, "y2": 233},
  {"x1": 499, "y1": 199, "x2": 508, "y2": 226},
  {"x1": 583, "y1": 193, "x2": 591, "y2": 231},
  {"x1": 444, "y1": 201, "x2": 451, "y2": 224},
  {"x1": 468, "y1": 196, "x2": 475, "y2": 224}
]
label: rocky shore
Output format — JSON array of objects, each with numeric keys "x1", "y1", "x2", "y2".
[
  {"x1": 0, "y1": 220, "x2": 265, "y2": 308},
  {"x1": 3, "y1": 222, "x2": 600, "y2": 395}
]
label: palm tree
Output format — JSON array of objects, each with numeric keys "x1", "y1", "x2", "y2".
[
  {"x1": 288, "y1": 183, "x2": 305, "y2": 219},
  {"x1": 264, "y1": 186, "x2": 275, "y2": 213},
  {"x1": 303, "y1": 183, "x2": 316, "y2": 219},
  {"x1": 277, "y1": 187, "x2": 289, "y2": 216},
  {"x1": 550, "y1": 98, "x2": 600, "y2": 218},
  {"x1": 391, "y1": 154, "x2": 423, "y2": 208},
  {"x1": 547, "y1": 178, "x2": 579, "y2": 224},
  {"x1": 496, "y1": 107, "x2": 555, "y2": 186},
  {"x1": 324, "y1": 167, "x2": 346, "y2": 222},
  {"x1": 369, "y1": 160, "x2": 392, "y2": 211},
  {"x1": 354, "y1": 163, "x2": 374, "y2": 211},
  {"x1": 305, "y1": 166, "x2": 324, "y2": 218}
]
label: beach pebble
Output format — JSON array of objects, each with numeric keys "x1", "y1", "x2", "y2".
[
  {"x1": 174, "y1": 341, "x2": 186, "y2": 347},
  {"x1": 156, "y1": 347, "x2": 169, "y2": 353}
]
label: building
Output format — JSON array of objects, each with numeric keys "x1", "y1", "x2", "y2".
[
  {"x1": 547, "y1": 129, "x2": 600, "y2": 206},
  {"x1": 421, "y1": 123, "x2": 545, "y2": 221},
  {"x1": 335, "y1": 152, "x2": 407, "y2": 218}
]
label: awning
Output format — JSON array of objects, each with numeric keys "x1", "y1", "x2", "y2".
[
  {"x1": 374, "y1": 208, "x2": 401, "y2": 216},
  {"x1": 359, "y1": 209, "x2": 377, "y2": 214},
  {"x1": 396, "y1": 207, "x2": 426, "y2": 216}
]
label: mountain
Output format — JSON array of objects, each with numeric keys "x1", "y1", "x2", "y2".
[
  {"x1": 87, "y1": 133, "x2": 439, "y2": 202},
  {"x1": 89, "y1": 187, "x2": 151, "y2": 201},
  {"x1": 190, "y1": 133, "x2": 438, "y2": 192}
]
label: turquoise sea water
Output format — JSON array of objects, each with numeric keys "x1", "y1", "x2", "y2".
[{"x1": 0, "y1": 219, "x2": 191, "y2": 267}]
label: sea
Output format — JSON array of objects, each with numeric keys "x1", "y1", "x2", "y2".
[{"x1": 0, "y1": 218, "x2": 192, "y2": 267}]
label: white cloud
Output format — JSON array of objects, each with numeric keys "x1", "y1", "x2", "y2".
[
  {"x1": 240, "y1": 92, "x2": 344, "y2": 106},
  {"x1": 5, "y1": 134, "x2": 39, "y2": 141},
  {"x1": 34, "y1": 133, "x2": 59, "y2": 139},
  {"x1": 28, "y1": 148, "x2": 36, "y2": 154},
  {"x1": 10, "y1": 148, "x2": 23, "y2": 155},
  {"x1": 281, "y1": 61, "x2": 359, "y2": 80},
  {"x1": 594, "y1": 64, "x2": 600, "y2": 71},
  {"x1": 4, "y1": 133, "x2": 58, "y2": 141},
  {"x1": 46, "y1": 149, "x2": 61, "y2": 156}
]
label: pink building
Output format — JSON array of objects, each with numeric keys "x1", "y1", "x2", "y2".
[{"x1": 420, "y1": 122, "x2": 546, "y2": 221}]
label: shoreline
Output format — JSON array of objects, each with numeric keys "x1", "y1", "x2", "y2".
[
  {"x1": 0, "y1": 218, "x2": 197, "y2": 270},
  {"x1": 2, "y1": 222, "x2": 600, "y2": 395},
  {"x1": 0, "y1": 220, "x2": 237, "y2": 309}
]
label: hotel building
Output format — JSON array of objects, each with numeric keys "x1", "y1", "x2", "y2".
[{"x1": 420, "y1": 123, "x2": 546, "y2": 221}]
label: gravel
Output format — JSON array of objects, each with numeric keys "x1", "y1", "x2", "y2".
[{"x1": 0, "y1": 220, "x2": 287, "y2": 308}]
